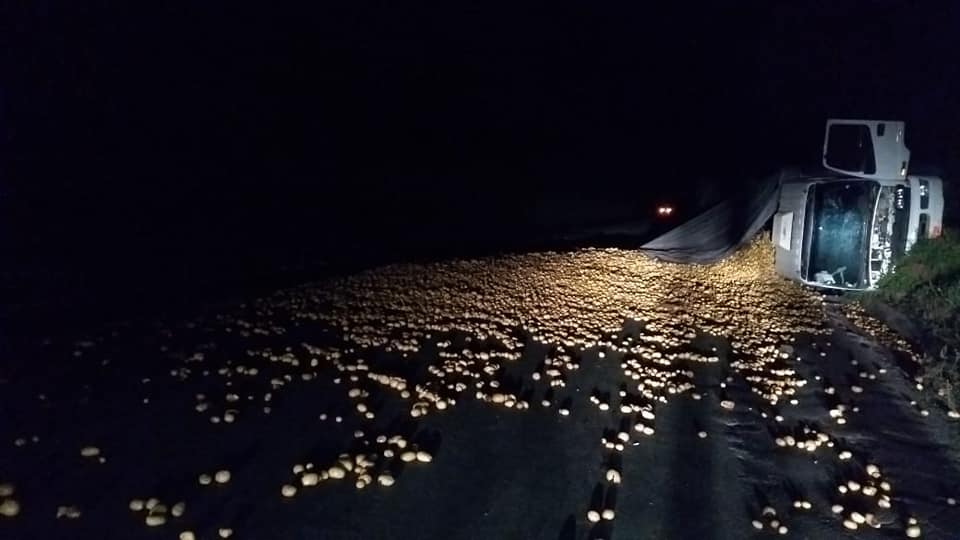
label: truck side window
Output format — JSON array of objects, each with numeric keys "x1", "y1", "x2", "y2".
[
  {"x1": 918, "y1": 213, "x2": 929, "y2": 239},
  {"x1": 825, "y1": 124, "x2": 877, "y2": 175},
  {"x1": 920, "y1": 180, "x2": 930, "y2": 209}
]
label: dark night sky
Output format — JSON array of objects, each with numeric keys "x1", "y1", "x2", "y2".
[{"x1": 2, "y1": 1, "x2": 959, "y2": 323}]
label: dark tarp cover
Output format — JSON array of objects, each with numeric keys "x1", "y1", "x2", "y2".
[{"x1": 638, "y1": 169, "x2": 787, "y2": 264}]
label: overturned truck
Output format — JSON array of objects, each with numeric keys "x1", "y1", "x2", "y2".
[
  {"x1": 640, "y1": 119, "x2": 945, "y2": 291},
  {"x1": 773, "y1": 119, "x2": 943, "y2": 290}
]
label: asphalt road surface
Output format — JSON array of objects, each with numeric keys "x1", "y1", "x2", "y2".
[{"x1": 2, "y1": 240, "x2": 959, "y2": 540}]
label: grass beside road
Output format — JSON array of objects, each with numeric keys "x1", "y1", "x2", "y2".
[{"x1": 868, "y1": 230, "x2": 960, "y2": 411}]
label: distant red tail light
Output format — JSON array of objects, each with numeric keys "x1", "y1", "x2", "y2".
[{"x1": 656, "y1": 205, "x2": 674, "y2": 217}]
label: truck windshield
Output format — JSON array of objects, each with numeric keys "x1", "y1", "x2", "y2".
[{"x1": 805, "y1": 181, "x2": 879, "y2": 288}]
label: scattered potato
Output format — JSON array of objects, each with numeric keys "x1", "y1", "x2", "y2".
[
  {"x1": 605, "y1": 469, "x2": 622, "y2": 484},
  {"x1": 0, "y1": 499, "x2": 20, "y2": 517},
  {"x1": 56, "y1": 506, "x2": 82, "y2": 519}
]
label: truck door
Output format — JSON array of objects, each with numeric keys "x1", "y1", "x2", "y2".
[{"x1": 823, "y1": 119, "x2": 910, "y2": 180}]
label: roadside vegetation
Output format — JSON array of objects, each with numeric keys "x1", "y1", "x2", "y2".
[{"x1": 870, "y1": 230, "x2": 960, "y2": 411}]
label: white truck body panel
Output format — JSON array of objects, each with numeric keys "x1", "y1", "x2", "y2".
[{"x1": 905, "y1": 175, "x2": 945, "y2": 251}]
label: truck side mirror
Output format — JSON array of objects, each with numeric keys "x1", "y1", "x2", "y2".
[{"x1": 823, "y1": 119, "x2": 910, "y2": 180}]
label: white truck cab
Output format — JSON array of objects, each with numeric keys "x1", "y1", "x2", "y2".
[{"x1": 773, "y1": 119, "x2": 944, "y2": 290}]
